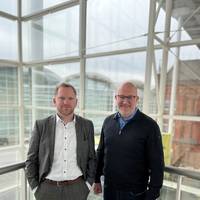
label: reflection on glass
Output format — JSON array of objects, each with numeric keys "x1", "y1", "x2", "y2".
[
  {"x1": 0, "y1": 67, "x2": 18, "y2": 105},
  {"x1": 0, "y1": 0, "x2": 17, "y2": 15},
  {"x1": 0, "y1": 108, "x2": 19, "y2": 148},
  {"x1": 22, "y1": 0, "x2": 71, "y2": 15},
  {"x1": 172, "y1": 120, "x2": 200, "y2": 169},
  {"x1": 87, "y1": 0, "x2": 149, "y2": 53},
  {"x1": 159, "y1": 173, "x2": 178, "y2": 200},
  {"x1": 181, "y1": 177, "x2": 200, "y2": 200},
  {"x1": 84, "y1": 114, "x2": 107, "y2": 136},
  {"x1": 23, "y1": 63, "x2": 80, "y2": 107},
  {"x1": 0, "y1": 170, "x2": 22, "y2": 200},
  {"x1": 22, "y1": 6, "x2": 79, "y2": 61},
  {"x1": 180, "y1": 46, "x2": 200, "y2": 61},
  {"x1": 0, "y1": 17, "x2": 17, "y2": 60},
  {"x1": 165, "y1": 53, "x2": 200, "y2": 116},
  {"x1": 86, "y1": 53, "x2": 146, "y2": 111}
]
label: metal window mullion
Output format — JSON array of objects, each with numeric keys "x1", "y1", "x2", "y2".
[
  {"x1": 0, "y1": 11, "x2": 18, "y2": 21},
  {"x1": 79, "y1": 0, "x2": 87, "y2": 117},
  {"x1": 168, "y1": 17, "x2": 182, "y2": 134},
  {"x1": 158, "y1": 0, "x2": 172, "y2": 130},
  {"x1": 17, "y1": 0, "x2": 25, "y2": 160},
  {"x1": 21, "y1": 0, "x2": 79, "y2": 21},
  {"x1": 142, "y1": 0, "x2": 156, "y2": 114},
  {"x1": 152, "y1": 52, "x2": 160, "y2": 113},
  {"x1": 176, "y1": 175, "x2": 183, "y2": 200},
  {"x1": 170, "y1": 38, "x2": 200, "y2": 48},
  {"x1": 17, "y1": 1, "x2": 26, "y2": 200}
]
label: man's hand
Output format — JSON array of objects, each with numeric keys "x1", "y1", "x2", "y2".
[{"x1": 93, "y1": 183, "x2": 102, "y2": 194}]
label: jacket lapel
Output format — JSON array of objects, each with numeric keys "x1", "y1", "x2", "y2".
[
  {"x1": 48, "y1": 115, "x2": 56, "y2": 165},
  {"x1": 75, "y1": 115, "x2": 82, "y2": 164}
]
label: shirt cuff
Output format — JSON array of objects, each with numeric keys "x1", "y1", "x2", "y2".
[
  {"x1": 86, "y1": 181, "x2": 92, "y2": 190},
  {"x1": 32, "y1": 186, "x2": 38, "y2": 194}
]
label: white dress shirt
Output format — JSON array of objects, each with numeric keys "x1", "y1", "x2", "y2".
[{"x1": 46, "y1": 114, "x2": 83, "y2": 181}]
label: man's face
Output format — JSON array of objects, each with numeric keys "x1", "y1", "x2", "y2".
[
  {"x1": 115, "y1": 84, "x2": 138, "y2": 118},
  {"x1": 53, "y1": 86, "x2": 77, "y2": 119}
]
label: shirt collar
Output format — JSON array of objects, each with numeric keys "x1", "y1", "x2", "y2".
[
  {"x1": 114, "y1": 107, "x2": 138, "y2": 121},
  {"x1": 56, "y1": 114, "x2": 76, "y2": 124}
]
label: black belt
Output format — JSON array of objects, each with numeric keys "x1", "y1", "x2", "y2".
[{"x1": 44, "y1": 176, "x2": 83, "y2": 186}]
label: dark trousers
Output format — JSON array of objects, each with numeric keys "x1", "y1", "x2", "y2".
[
  {"x1": 35, "y1": 179, "x2": 89, "y2": 200},
  {"x1": 104, "y1": 186, "x2": 146, "y2": 200}
]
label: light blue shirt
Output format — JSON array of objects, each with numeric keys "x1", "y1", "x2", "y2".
[{"x1": 117, "y1": 108, "x2": 138, "y2": 134}]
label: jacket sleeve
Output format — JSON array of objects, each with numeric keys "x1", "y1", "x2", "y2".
[
  {"x1": 25, "y1": 121, "x2": 41, "y2": 190},
  {"x1": 86, "y1": 121, "x2": 97, "y2": 185},
  {"x1": 145, "y1": 122, "x2": 165, "y2": 200},
  {"x1": 95, "y1": 125, "x2": 105, "y2": 183}
]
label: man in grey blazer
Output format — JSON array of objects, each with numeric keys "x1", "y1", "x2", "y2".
[{"x1": 25, "y1": 83, "x2": 96, "y2": 200}]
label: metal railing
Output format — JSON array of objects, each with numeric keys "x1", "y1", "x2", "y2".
[{"x1": 0, "y1": 162, "x2": 200, "y2": 200}]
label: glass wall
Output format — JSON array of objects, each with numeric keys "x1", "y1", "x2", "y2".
[
  {"x1": 87, "y1": 0, "x2": 149, "y2": 53},
  {"x1": 0, "y1": 0, "x2": 199, "y2": 176},
  {"x1": 0, "y1": 18, "x2": 17, "y2": 60}
]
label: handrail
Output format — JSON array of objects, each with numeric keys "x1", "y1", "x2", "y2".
[
  {"x1": 0, "y1": 161, "x2": 25, "y2": 175},
  {"x1": 0, "y1": 161, "x2": 200, "y2": 181},
  {"x1": 165, "y1": 165, "x2": 200, "y2": 181}
]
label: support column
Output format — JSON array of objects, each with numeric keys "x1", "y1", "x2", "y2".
[
  {"x1": 168, "y1": 17, "x2": 182, "y2": 133},
  {"x1": 142, "y1": 0, "x2": 157, "y2": 114},
  {"x1": 158, "y1": 0, "x2": 172, "y2": 130},
  {"x1": 79, "y1": 0, "x2": 87, "y2": 116},
  {"x1": 17, "y1": 1, "x2": 27, "y2": 199}
]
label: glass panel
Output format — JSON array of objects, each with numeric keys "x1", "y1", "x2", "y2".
[
  {"x1": 86, "y1": 53, "x2": 146, "y2": 111},
  {"x1": 0, "y1": 108, "x2": 19, "y2": 147},
  {"x1": 181, "y1": 177, "x2": 200, "y2": 200},
  {"x1": 174, "y1": 46, "x2": 200, "y2": 116},
  {"x1": 35, "y1": 108, "x2": 55, "y2": 120},
  {"x1": 24, "y1": 108, "x2": 32, "y2": 145},
  {"x1": 22, "y1": 6, "x2": 79, "y2": 61},
  {"x1": 22, "y1": 0, "x2": 71, "y2": 16},
  {"x1": 0, "y1": 0, "x2": 17, "y2": 16},
  {"x1": 87, "y1": 0, "x2": 149, "y2": 53},
  {"x1": 0, "y1": 170, "x2": 23, "y2": 200},
  {"x1": 180, "y1": 45, "x2": 200, "y2": 61},
  {"x1": 0, "y1": 67, "x2": 19, "y2": 148},
  {"x1": 0, "y1": 67, "x2": 18, "y2": 106},
  {"x1": 0, "y1": 149, "x2": 20, "y2": 166},
  {"x1": 172, "y1": 120, "x2": 200, "y2": 169},
  {"x1": 23, "y1": 63, "x2": 80, "y2": 107},
  {"x1": 84, "y1": 114, "x2": 107, "y2": 136},
  {"x1": 0, "y1": 17, "x2": 17, "y2": 60},
  {"x1": 159, "y1": 172, "x2": 178, "y2": 200},
  {"x1": 164, "y1": 48, "x2": 181, "y2": 116},
  {"x1": 84, "y1": 113, "x2": 108, "y2": 151},
  {"x1": 171, "y1": 2, "x2": 200, "y2": 42}
]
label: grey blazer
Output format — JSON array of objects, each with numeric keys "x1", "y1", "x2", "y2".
[{"x1": 25, "y1": 114, "x2": 96, "y2": 190}]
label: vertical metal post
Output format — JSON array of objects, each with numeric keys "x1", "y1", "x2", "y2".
[
  {"x1": 176, "y1": 175, "x2": 183, "y2": 200},
  {"x1": 17, "y1": 0, "x2": 24, "y2": 158},
  {"x1": 17, "y1": 0, "x2": 26, "y2": 199},
  {"x1": 168, "y1": 17, "x2": 182, "y2": 165},
  {"x1": 31, "y1": 0, "x2": 43, "y2": 125},
  {"x1": 79, "y1": 0, "x2": 87, "y2": 116},
  {"x1": 152, "y1": 52, "x2": 160, "y2": 113},
  {"x1": 143, "y1": 0, "x2": 156, "y2": 114},
  {"x1": 24, "y1": 170, "x2": 28, "y2": 200},
  {"x1": 168, "y1": 17, "x2": 182, "y2": 133},
  {"x1": 158, "y1": 0, "x2": 172, "y2": 130}
]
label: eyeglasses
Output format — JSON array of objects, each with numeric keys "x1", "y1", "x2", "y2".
[{"x1": 116, "y1": 95, "x2": 137, "y2": 101}]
